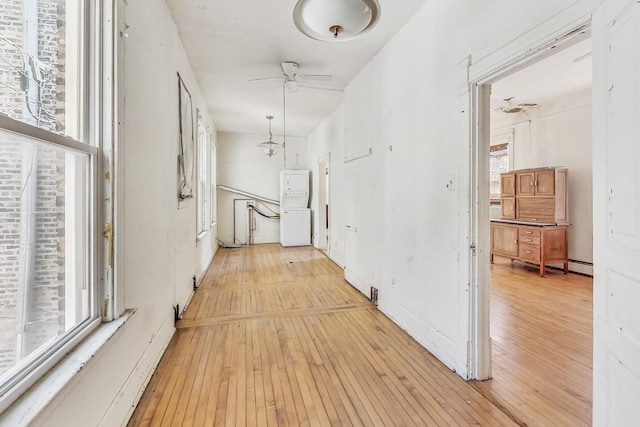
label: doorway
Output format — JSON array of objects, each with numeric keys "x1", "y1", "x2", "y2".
[
  {"x1": 317, "y1": 155, "x2": 330, "y2": 256},
  {"x1": 471, "y1": 32, "x2": 594, "y2": 425}
]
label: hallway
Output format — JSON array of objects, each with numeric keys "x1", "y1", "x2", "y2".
[{"x1": 128, "y1": 244, "x2": 515, "y2": 426}]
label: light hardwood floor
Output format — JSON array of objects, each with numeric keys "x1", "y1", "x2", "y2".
[
  {"x1": 128, "y1": 244, "x2": 517, "y2": 427},
  {"x1": 472, "y1": 256, "x2": 593, "y2": 426}
]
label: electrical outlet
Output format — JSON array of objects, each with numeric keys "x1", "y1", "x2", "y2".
[
  {"x1": 246, "y1": 200, "x2": 256, "y2": 208},
  {"x1": 391, "y1": 278, "x2": 396, "y2": 288}
]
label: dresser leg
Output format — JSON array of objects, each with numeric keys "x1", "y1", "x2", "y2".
[
  {"x1": 564, "y1": 262, "x2": 569, "y2": 274},
  {"x1": 540, "y1": 263, "x2": 545, "y2": 277}
]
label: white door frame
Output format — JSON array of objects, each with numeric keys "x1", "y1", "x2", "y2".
[
  {"x1": 317, "y1": 154, "x2": 331, "y2": 255},
  {"x1": 467, "y1": 23, "x2": 591, "y2": 380}
]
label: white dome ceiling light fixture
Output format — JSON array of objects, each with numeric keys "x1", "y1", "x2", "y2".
[
  {"x1": 292, "y1": 0, "x2": 381, "y2": 42},
  {"x1": 257, "y1": 115, "x2": 282, "y2": 157}
]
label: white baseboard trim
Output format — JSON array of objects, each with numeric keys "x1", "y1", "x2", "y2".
[
  {"x1": 329, "y1": 251, "x2": 345, "y2": 269},
  {"x1": 344, "y1": 268, "x2": 370, "y2": 297},
  {"x1": 344, "y1": 268, "x2": 459, "y2": 375},
  {"x1": 378, "y1": 293, "x2": 457, "y2": 374}
]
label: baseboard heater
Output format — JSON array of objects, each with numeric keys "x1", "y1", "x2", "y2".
[{"x1": 568, "y1": 258, "x2": 593, "y2": 266}]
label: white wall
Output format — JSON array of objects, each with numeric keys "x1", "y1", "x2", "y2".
[
  {"x1": 492, "y1": 87, "x2": 593, "y2": 273},
  {"x1": 21, "y1": 1, "x2": 218, "y2": 425},
  {"x1": 307, "y1": 0, "x2": 601, "y2": 378},
  {"x1": 216, "y1": 131, "x2": 308, "y2": 245}
]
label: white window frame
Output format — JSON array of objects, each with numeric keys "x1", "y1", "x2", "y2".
[
  {"x1": 0, "y1": 0, "x2": 108, "y2": 412},
  {"x1": 196, "y1": 113, "x2": 210, "y2": 240},
  {"x1": 489, "y1": 128, "x2": 514, "y2": 202},
  {"x1": 210, "y1": 131, "x2": 217, "y2": 226}
]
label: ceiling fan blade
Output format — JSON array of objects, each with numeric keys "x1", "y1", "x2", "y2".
[
  {"x1": 248, "y1": 76, "x2": 284, "y2": 83},
  {"x1": 297, "y1": 84, "x2": 343, "y2": 92},
  {"x1": 297, "y1": 74, "x2": 332, "y2": 82}
]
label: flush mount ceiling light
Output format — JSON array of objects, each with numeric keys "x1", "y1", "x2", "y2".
[
  {"x1": 293, "y1": 0, "x2": 381, "y2": 42},
  {"x1": 258, "y1": 115, "x2": 281, "y2": 157}
]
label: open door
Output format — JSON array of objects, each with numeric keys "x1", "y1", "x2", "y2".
[{"x1": 592, "y1": 0, "x2": 640, "y2": 424}]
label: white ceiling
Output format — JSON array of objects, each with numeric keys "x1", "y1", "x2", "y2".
[
  {"x1": 491, "y1": 38, "x2": 592, "y2": 113},
  {"x1": 166, "y1": 0, "x2": 429, "y2": 137}
]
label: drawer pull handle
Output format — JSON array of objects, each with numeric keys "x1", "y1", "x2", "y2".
[
  {"x1": 531, "y1": 218, "x2": 537, "y2": 221},
  {"x1": 525, "y1": 231, "x2": 533, "y2": 234},
  {"x1": 526, "y1": 239, "x2": 532, "y2": 242},
  {"x1": 526, "y1": 250, "x2": 533, "y2": 254}
]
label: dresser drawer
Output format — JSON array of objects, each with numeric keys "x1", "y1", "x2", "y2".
[
  {"x1": 519, "y1": 243, "x2": 541, "y2": 262},
  {"x1": 518, "y1": 227, "x2": 541, "y2": 238},
  {"x1": 519, "y1": 227, "x2": 541, "y2": 245}
]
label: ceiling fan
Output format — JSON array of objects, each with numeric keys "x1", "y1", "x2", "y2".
[
  {"x1": 493, "y1": 97, "x2": 539, "y2": 114},
  {"x1": 249, "y1": 61, "x2": 337, "y2": 92}
]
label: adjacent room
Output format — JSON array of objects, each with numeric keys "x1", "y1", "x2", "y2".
[{"x1": 476, "y1": 38, "x2": 594, "y2": 425}]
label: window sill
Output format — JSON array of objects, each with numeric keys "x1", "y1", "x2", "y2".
[
  {"x1": 0, "y1": 309, "x2": 136, "y2": 426},
  {"x1": 196, "y1": 229, "x2": 209, "y2": 243}
]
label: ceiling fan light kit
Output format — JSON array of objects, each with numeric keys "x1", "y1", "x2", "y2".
[
  {"x1": 258, "y1": 115, "x2": 282, "y2": 157},
  {"x1": 293, "y1": 0, "x2": 381, "y2": 42},
  {"x1": 284, "y1": 77, "x2": 298, "y2": 92}
]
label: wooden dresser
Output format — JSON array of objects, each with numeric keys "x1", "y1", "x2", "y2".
[
  {"x1": 490, "y1": 220, "x2": 568, "y2": 276},
  {"x1": 491, "y1": 166, "x2": 569, "y2": 276}
]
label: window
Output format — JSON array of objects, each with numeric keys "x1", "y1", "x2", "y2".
[
  {"x1": 489, "y1": 129, "x2": 514, "y2": 201},
  {"x1": 0, "y1": 0, "x2": 100, "y2": 410},
  {"x1": 196, "y1": 114, "x2": 210, "y2": 237},
  {"x1": 210, "y1": 132, "x2": 216, "y2": 225}
]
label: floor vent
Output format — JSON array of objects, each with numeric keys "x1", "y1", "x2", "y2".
[{"x1": 370, "y1": 287, "x2": 379, "y2": 305}]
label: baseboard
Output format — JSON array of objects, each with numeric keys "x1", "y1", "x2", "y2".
[
  {"x1": 329, "y1": 251, "x2": 345, "y2": 269},
  {"x1": 344, "y1": 268, "x2": 371, "y2": 297},
  {"x1": 378, "y1": 293, "x2": 458, "y2": 374},
  {"x1": 568, "y1": 260, "x2": 593, "y2": 276},
  {"x1": 99, "y1": 314, "x2": 175, "y2": 427},
  {"x1": 198, "y1": 246, "x2": 217, "y2": 280},
  {"x1": 344, "y1": 267, "x2": 458, "y2": 373}
]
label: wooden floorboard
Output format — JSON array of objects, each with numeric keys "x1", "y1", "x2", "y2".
[
  {"x1": 129, "y1": 244, "x2": 593, "y2": 426},
  {"x1": 471, "y1": 256, "x2": 593, "y2": 427}
]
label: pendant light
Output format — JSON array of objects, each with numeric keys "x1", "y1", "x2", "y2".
[
  {"x1": 258, "y1": 115, "x2": 281, "y2": 157},
  {"x1": 292, "y1": 0, "x2": 381, "y2": 42}
]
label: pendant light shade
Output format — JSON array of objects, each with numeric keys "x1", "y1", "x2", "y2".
[
  {"x1": 293, "y1": 0, "x2": 381, "y2": 42},
  {"x1": 258, "y1": 115, "x2": 281, "y2": 157}
]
